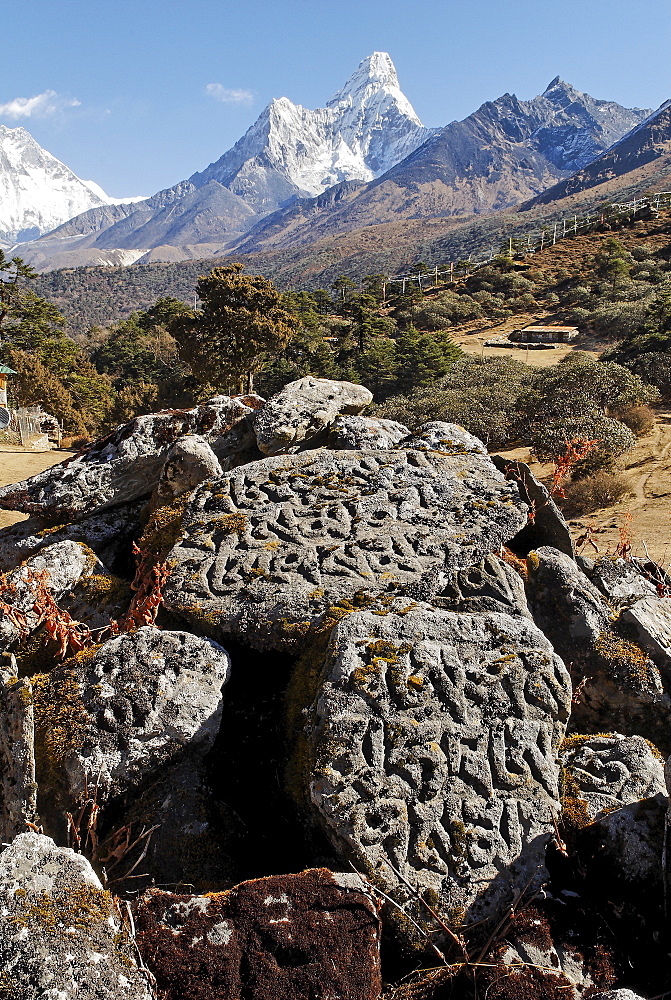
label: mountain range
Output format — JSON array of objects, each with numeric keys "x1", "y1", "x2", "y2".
[{"x1": 4, "y1": 53, "x2": 668, "y2": 274}]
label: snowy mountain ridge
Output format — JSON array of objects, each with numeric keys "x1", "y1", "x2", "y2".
[
  {"x1": 0, "y1": 125, "x2": 144, "y2": 244},
  {"x1": 191, "y1": 51, "x2": 432, "y2": 212}
]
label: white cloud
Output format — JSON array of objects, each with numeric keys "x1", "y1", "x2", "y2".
[
  {"x1": 0, "y1": 90, "x2": 81, "y2": 120},
  {"x1": 205, "y1": 83, "x2": 253, "y2": 105}
]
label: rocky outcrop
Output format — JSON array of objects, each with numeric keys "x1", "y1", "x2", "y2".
[
  {"x1": 0, "y1": 380, "x2": 669, "y2": 997},
  {"x1": 526, "y1": 546, "x2": 671, "y2": 749},
  {"x1": 0, "y1": 395, "x2": 261, "y2": 521},
  {"x1": 133, "y1": 868, "x2": 382, "y2": 1000},
  {"x1": 163, "y1": 447, "x2": 528, "y2": 649},
  {"x1": 491, "y1": 456, "x2": 575, "y2": 558},
  {"x1": 303, "y1": 602, "x2": 571, "y2": 936},
  {"x1": 0, "y1": 832, "x2": 153, "y2": 999},
  {"x1": 34, "y1": 627, "x2": 231, "y2": 835},
  {"x1": 253, "y1": 376, "x2": 373, "y2": 454}
]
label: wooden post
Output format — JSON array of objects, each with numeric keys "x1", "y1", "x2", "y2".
[
  {"x1": 402, "y1": 278, "x2": 406, "y2": 295},
  {"x1": 434, "y1": 265, "x2": 439, "y2": 286},
  {"x1": 553, "y1": 222, "x2": 557, "y2": 245},
  {"x1": 574, "y1": 214, "x2": 577, "y2": 234},
  {"x1": 450, "y1": 262, "x2": 454, "y2": 282}
]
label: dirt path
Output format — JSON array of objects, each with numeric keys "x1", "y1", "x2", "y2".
[{"x1": 0, "y1": 446, "x2": 74, "y2": 529}]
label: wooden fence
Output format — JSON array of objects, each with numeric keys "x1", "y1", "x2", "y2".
[{"x1": 379, "y1": 191, "x2": 671, "y2": 296}]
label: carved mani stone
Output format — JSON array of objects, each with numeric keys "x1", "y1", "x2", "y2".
[
  {"x1": 305, "y1": 603, "x2": 571, "y2": 937},
  {"x1": 163, "y1": 449, "x2": 528, "y2": 649}
]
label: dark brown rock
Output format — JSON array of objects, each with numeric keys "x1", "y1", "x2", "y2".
[{"x1": 134, "y1": 868, "x2": 381, "y2": 1000}]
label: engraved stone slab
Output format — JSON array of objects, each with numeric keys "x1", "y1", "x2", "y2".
[
  {"x1": 561, "y1": 734, "x2": 666, "y2": 886},
  {"x1": 163, "y1": 449, "x2": 528, "y2": 649},
  {"x1": 305, "y1": 603, "x2": 571, "y2": 935},
  {"x1": 36, "y1": 627, "x2": 231, "y2": 834}
]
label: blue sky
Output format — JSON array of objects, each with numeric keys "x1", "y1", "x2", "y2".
[{"x1": 3, "y1": 0, "x2": 669, "y2": 198}]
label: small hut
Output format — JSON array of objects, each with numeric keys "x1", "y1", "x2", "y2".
[{"x1": 509, "y1": 325, "x2": 579, "y2": 344}]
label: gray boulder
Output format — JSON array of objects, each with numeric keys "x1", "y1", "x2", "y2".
[
  {"x1": 561, "y1": 734, "x2": 666, "y2": 885},
  {"x1": 326, "y1": 414, "x2": 410, "y2": 450},
  {"x1": 303, "y1": 603, "x2": 571, "y2": 938},
  {"x1": 403, "y1": 420, "x2": 487, "y2": 455},
  {"x1": 491, "y1": 456, "x2": 575, "y2": 558},
  {"x1": 0, "y1": 395, "x2": 260, "y2": 521},
  {"x1": 622, "y1": 596, "x2": 671, "y2": 680},
  {"x1": 0, "y1": 665, "x2": 37, "y2": 842},
  {"x1": 34, "y1": 627, "x2": 231, "y2": 834},
  {"x1": 163, "y1": 448, "x2": 528, "y2": 649},
  {"x1": 0, "y1": 501, "x2": 145, "y2": 574},
  {"x1": 526, "y1": 545, "x2": 611, "y2": 649},
  {"x1": 526, "y1": 546, "x2": 671, "y2": 748},
  {"x1": 151, "y1": 433, "x2": 223, "y2": 509},
  {"x1": 253, "y1": 376, "x2": 373, "y2": 455},
  {"x1": 0, "y1": 832, "x2": 153, "y2": 999},
  {"x1": 590, "y1": 556, "x2": 658, "y2": 605},
  {"x1": 0, "y1": 540, "x2": 99, "y2": 652}
]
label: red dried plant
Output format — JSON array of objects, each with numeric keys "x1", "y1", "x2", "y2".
[
  {"x1": 614, "y1": 511, "x2": 634, "y2": 561},
  {"x1": 549, "y1": 437, "x2": 599, "y2": 499},
  {"x1": 0, "y1": 568, "x2": 93, "y2": 660},
  {"x1": 110, "y1": 543, "x2": 171, "y2": 634}
]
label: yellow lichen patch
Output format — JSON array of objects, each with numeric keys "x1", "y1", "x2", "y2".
[
  {"x1": 11, "y1": 884, "x2": 113, "y2": 933},
  {"x1": 32, "y1": 669, "x2": 89, "y2": 764},
  {"x1": 593, "y1": 631, "x2": 656, "y2": 691},
  {"x1": 407, "y1": 675, "x2": 424, "y2": 691},
  {"x1": 209, "y1": 512, "x2": 248, "y2": 536},
  {"x1": 645, "y1": 739, "x2": 666, "y2": 763},
  {"x1": 559, "y1": 766, "x2": 592, "y2": 832},
  {"x1": 138, "y1": 495, "x2": 190, "y2": 553},
  {"x1": 77, "y1": 573, "x2": 132, "y2": 608}
]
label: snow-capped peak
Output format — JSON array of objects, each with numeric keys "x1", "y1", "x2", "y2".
[
  {"x1": 329, "y1": 52, "x2": 401, "y2": 102},
  {"x1": 0, "y1": 124, "x2": 144, "y2": 242},
  {"x1": 81, "y1": 178, "x2": 146, "y2": 206},
  {"x1": 205, "y1": 52, "x2": 431, "y2": 207}
]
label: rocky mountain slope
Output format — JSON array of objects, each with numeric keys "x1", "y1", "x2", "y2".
[
  {"x1": 229, "y1": 78, "x2": 651, "y2": 256},
  {"x1": 0, "y1": 125, "x2": 143, "y2": 245},
  {"x1": 522, "y1": 99, "x2": 671, "y2": 210}
]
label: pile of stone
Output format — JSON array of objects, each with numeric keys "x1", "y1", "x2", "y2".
[{"x1": 0, "y1": 375, "x2": 668, "y2": 999}]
